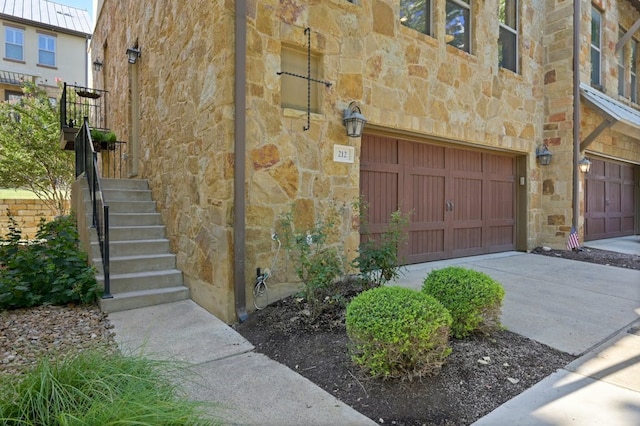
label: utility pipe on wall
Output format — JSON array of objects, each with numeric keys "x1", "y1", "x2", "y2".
[
  {"x1": 234, "y1": 0, "x2": 248, "y2": 322},
  {"x1": 572, "y1": 0, "x2": 581, "y2": 231}
]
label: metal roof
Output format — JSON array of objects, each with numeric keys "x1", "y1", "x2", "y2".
[
  {"x1": 580, "y1": 82, "x2": 640, "y2": 140},
  {"x1": 0, "y1": 0, "x2": 91, "y2": 37}
]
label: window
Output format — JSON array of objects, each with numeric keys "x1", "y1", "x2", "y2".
[
  {"x1": 4, "y1": 90, "x2": 22, "y2": 103},
  {"x1": 280, "y1": 47, "x2": 322, "y2": 113},
  {"x1": 591, "y1": 6, "x2": 602, "y2": 87},
  {"x1": 631, "y1": 39, "x2": 638, "y2": 103},
  {"x1": 446, "y1": 0, "x2": 471, "y2": 52},
  {"x1": 5, "y1": 26, "x2": 24, "y2": 61},
  {"x1": 38, "y1": 34, "x2": 56, "y2": 67},
  {"x1": 618, "y1": 29, "x2": 626, "y2": 97},
  {"x1": 498, "y1": 0, "x2": 518, "y2": 72},
  {"x1": 400, "y1": 0, "x2": 432, "y2": 37}
]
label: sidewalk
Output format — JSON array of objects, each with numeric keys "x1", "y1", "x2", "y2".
[{"x1": 108, "y1": 248, "x2": 640, "y2": 425}]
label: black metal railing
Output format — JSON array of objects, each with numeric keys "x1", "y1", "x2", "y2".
[
  {"x1": 61, "y1": 83, "x2": 109, "y2": 130},
  {"x1": 76, "y1": 118, "x2": 112, "y2": 299}
]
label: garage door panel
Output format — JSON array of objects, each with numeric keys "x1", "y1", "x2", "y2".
[
  {"x1": 361, "y1": 135, "x2": 517, "y2": 264},
  {"x1": 585, "y1": 157, "x2": 636, "y2": 241}
]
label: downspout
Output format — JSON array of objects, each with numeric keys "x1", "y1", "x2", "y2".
[
  {"x1": 234, "y1": 0, "x2": 248, "y2": 323},
  {"x1": 572, "y1": 0, "x2": 581, "y2": 231}
]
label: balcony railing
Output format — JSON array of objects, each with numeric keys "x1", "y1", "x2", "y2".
[{"x1": 60, "y1": 82, "x2": 108, "y2": 131}]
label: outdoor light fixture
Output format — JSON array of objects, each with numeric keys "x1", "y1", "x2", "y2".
[
  {"x1": 578, "y1": 156, "x2": 592, "y2": 173},
  {"x1": 92, "y1": 60, "x2": 103, "y2": 72},
  {"x1": 343, "y1": 101, "x2": 367, "y2": 138},
  {"x1": 126, "y1": 46, "x2": 141, "y2": 64},
  {"x1": 535, "y1": 144, "x2": 552, "y2": 166}
]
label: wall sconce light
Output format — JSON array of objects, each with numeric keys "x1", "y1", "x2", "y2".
[
  {"x1": 126, "y1": 46, "x2": 141, "y2": 64},
  {"x1": 92, "y1": 60, "x2": 103, "y2": 72},
  {"x1": 578, "y1": 156, "x2": 592, "y2": 173},
  {"x1": 343, "y1": 101, "x2": 367, "y2": 138},
  {"x1": 535, "y1": 144, "x2": 552, "y2": 166}
]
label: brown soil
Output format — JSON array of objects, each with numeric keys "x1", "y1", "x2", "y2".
[{"x1": 235, "y1": 247, "x2": 637, "y2": 425}]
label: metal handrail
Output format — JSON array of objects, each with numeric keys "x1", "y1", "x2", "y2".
[
  {"x1": 61, "y1": 82, "x2": 109, "y2": 130},
  {"x1": 75, "y1": 118, "x2": 112, "y2": 299}
]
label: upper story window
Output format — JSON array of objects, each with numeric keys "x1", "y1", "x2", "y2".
[
  {"x1": 631, "y1": 38, "x2": 638, "y2": 103},
  {"x1": 5, "y1": 26, "x2": 24, "y2": 61},
  {"x1": 446, "y1": 0, "x2": 471, "y2": 53},
  {"x1": 38, "y1": 33, "x2": 56, "y2": 67},
  {"x1": 591, "y1": 6, "x2": 602, "y2": 87},
  {"x1": 498, "y1": 0, "x2": 518, "y2": 72},
  {"x1": 618, "y1": 29, "x2": 626, "y2": 97},
  {"x1": 400, "y1": 0, "x2": 432, "y2": 37}
]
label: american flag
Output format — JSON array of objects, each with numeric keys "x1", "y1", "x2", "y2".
[{"x1": 567, "y1": 226, "x2": 580, "y2": 250}]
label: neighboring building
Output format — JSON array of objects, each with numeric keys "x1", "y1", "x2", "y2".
[
  {"x1": 89, "y1": 0, "x2": 640, "y2": 323},
  {"x1": 0, "y1": 0, "x2": 92, "y2": 100}
]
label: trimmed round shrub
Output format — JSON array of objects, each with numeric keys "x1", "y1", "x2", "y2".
[
  {"x1": 345, "y1": 286, "x2": 452, "y2": 380},
  {"x1": 422, "y1": 267, "x2": 505, "y2": 338}
]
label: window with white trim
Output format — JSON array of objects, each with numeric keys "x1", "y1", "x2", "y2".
[
  {"x1": 5, "y1": 27, "x2": 24, "y2": 61},
  {"x1": 400, "y1": 0, "x2": 432, "y2": 37},
  {"x1": 446, "y1": 0, "x2": 471, "y2": 52},
  {"x1": 498, "y1": 0, "x2": 518, "y2": 72},
  {"x1": 38, "y1": 34, "x2": 56, "y2": 67},
  {"x1": 631, "y1": 38, "x2": 638, "y2": 103},
  {"x1": 618, "y1": 29, "x2": 626, "y2": 97},
  {"x1": 591, "y1": 6, "x2": 602, "y2": 87}
]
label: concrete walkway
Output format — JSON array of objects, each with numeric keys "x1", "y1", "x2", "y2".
[
  {"x1": 108, "y1": 243, "x2": 640, "y2": 425},
  {"x1": 584, "y1": 235, "x2": 640, "y2": 256}
]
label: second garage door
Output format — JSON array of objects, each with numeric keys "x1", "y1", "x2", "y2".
[{"x1": 360, "y1": 135, "x2": 516, "y2": 264}]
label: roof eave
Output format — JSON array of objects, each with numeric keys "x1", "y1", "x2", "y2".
[{"x1": 0, "y1": 14, "x2": 92, "y2": 39}]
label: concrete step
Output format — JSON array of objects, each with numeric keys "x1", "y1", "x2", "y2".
[
  {"x1": 108, "y1": 212, "x2": 163, "y2": 226},
  {"x1": 97, "y1": 269, "x2": 183, "y2": 293},
  {"x1": 89, "y1": 225, "x2": 166, "y2": 241},
  {"x1": 94, "y1": 253, "x2": 177, "y2": 275},
  {"x1": 83, "y1": 199, "x2": 158, "y2": 214},
  {"x1": 91, "y1": 239, "x2": 171, "y2": 258},
  {"x1": 98, "y1": 286, "x2": 190, "y2": 313},
  {"x1": 102, "y1": 189, "x2": 153, "y2": 202},
  {"x1": 101, "y1": 178, "x2": 149, "y2": 191}
]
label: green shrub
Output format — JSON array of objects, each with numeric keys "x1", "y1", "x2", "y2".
[
  {"x1": 0, "y1": 350, "x2": 215, "y2": 425},
  {"x1": 352, "y1": 201, "x2": 410, "y2": 289},
  {"x1": 278, "y1": 207, "x2": 345, "y2": 317},
  {"x1": 0, "y1": 214, "x2": 99, "y2": 309},
  {"x1": 345, "y1": 286, "x2": 452, "y2": 380},
  {"x1": 422, "y1": 266, "x2": 505, "y2": 338}
]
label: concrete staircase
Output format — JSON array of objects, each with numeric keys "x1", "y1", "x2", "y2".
[{"x1": 80, "y1": 178, "x2": 189, "y2": 312}]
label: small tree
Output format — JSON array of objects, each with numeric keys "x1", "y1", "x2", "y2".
[{"x1": 0, "y1": 82, "x2": 73, "y2": 215}]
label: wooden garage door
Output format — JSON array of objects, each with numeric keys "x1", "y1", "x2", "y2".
[
  {"x1": 361, "y1": 135, "x2": 516, "y2": 264},
  {"x1": 584, "y1": 158, "x2": 636, "y2": 241}
]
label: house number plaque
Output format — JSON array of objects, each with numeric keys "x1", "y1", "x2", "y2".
[{"x1": 333, "y1": 145, "x2": 355, "y2": 163}]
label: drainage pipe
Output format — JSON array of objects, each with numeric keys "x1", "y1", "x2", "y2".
[
  {"x1": 234, "y1": 0, "x2": 248, "y2": 322},
  {"x1": 572, "y1": 0, "x2": 581, "y2": 231}
]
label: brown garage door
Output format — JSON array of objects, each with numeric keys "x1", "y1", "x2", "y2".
[
  {"x1": 360, "y1": 135, "x2": 516, "y2": 264},
  {"x1": 584, "y1": 157, "x2": 636, "y2": 241}
]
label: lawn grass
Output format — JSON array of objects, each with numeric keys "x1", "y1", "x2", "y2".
[
  {"x1": 0, "y1": 350, "x2": 217, "y2": 425},
  {"x1": 0, "y1": 189, "x2": 40, "y2": 199}
]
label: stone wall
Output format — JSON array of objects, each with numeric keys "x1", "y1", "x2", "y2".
[
  {"x1": 91, "y1": 0, "x2": 640, "y2": 322},
  {"x1": 0, "y1": 199, "x2": 68, "y2": 239}
]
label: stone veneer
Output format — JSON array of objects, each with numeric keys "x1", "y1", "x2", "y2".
[
  {"x1": 0, "y1": 198, "x2": 69, "y2": 239},
  {"x1": 91, "y1": 0, "x2": 639, "y2": 323}
]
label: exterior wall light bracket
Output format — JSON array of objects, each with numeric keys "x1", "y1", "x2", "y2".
[
  {"x1": 343, "y1": 101, "x2": 367, "y2": 138},
  {"x1": 578, "y1": 156, "x2": 592, "y2": 173},
  {"x1": 126, "y1": 46, "x2": 141, "y2": 64},
  {"x1": 93, "y1": 59, "x2": 103, "y2": 72},
  {"x1": 536, "y1": 144, "x2": 552, "y2": 166}
]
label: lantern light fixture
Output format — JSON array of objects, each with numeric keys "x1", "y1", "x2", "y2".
[
  {"x1": 578, "y1": 156, "x2": 592, "y2": 173},
  {"x1": 343, "y1": 101, "x2": 367, "y2": 138},
  {"x1": 92, "y1": 59, "x2": 103, "y2": 72},
  {"x1": 535, "y1": 144, "x2": 552, "y2": 166},
  {"x1": 126, "y1": 46, "x2": 141, "y2": 64}
]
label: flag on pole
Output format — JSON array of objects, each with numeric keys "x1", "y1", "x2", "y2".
[{"x1": 567, "y1": 226, "x2": 580, "y2": 250}]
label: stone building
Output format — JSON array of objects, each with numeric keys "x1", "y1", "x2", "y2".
[{"x1": 88, "y1": 0, "x2": 640, "y2": 323}]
